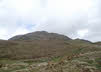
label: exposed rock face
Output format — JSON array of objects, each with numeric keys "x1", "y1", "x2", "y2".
[{"x1": 9, "y1": 31, "x2": 71, "y2": 41}]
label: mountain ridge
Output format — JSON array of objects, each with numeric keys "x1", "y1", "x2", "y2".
[
  {"x1": 0, "y1": 31, "x2": 96, "y2": 59},
  {"x1": 9, "y1": 31, "x2": 71, "y2": 41}
]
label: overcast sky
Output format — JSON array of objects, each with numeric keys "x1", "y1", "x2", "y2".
[{"x1": 0, "y1": 0, "x2": 100, "y2": 42}]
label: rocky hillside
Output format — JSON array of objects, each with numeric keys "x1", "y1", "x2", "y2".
[{"x1": 0, "y1": 31, "x2": 101, "y2": 72}]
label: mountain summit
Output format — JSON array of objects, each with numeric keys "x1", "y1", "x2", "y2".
[{"x1": 9, "y1": 31, "x2": 71, "y2": 41}]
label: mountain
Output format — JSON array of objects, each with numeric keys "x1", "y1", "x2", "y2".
[
  {"x1": 9, "y1": 31, "x2": 71, "y2": 41},
  {"x1": 0, "y1": 31, "x2": 92, "y2": 59},
  {"x1": 69, "y1": 38, "x2": 92, "y2": 44},
  {"x1": 0, "y1": 31, "x2": 72, "y2": 59},
  {"x1": 93, "y1": 42, "x2": 101, "y2": 45},
  {"x1": 0, "y1": 31, "x2": 98, "y2": 59},
  {"x1": 0, "y1": 31, "x2": 101, "y2": 72}
]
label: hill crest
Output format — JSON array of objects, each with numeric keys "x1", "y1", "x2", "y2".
[{"x1": 9, "y1": 31, "x2": 71, "y2": 41}]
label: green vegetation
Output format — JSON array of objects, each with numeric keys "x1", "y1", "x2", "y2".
[{"x1": 0, "y1": 31, "x2": 101, "y2": 72}]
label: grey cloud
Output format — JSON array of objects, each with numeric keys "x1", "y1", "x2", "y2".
[{"x1": 0, "y1": 0, "x2": 101, "y2": 42}]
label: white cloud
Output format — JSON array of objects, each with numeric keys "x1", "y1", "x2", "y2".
[
  {"x1": 0, "y1": 28, "x2": 7, "y2": 39},
  {"x1": 77, "y1": 29, "x2": 89, "y2": 39},
  {"x1": 0, "y1": 0, "x2": 100, "y2": 42},
  {"x1": 11, "y1": 27, "x2": 30, "y2": 36}
]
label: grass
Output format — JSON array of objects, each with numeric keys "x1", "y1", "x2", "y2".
[
  {"x1": 0, "y1": 55, "x2": 101, "y2": 72},
  {"x1": 95, "y1": 58, "x2": 101, "y2": 70},
  {"x1": 0, "y1": 35, "x2": 101, "y2": 71},
  {"x1": 51, "y1": 56, "x2": 62, "y2": 62}
]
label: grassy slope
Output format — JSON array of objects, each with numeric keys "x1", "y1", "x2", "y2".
[
  {"x1": 0, "y1": 40, "x2": 79, "y2": 59},
  {"x1": 0, "y1": 39, "x2": 101, "y2": 72}
]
